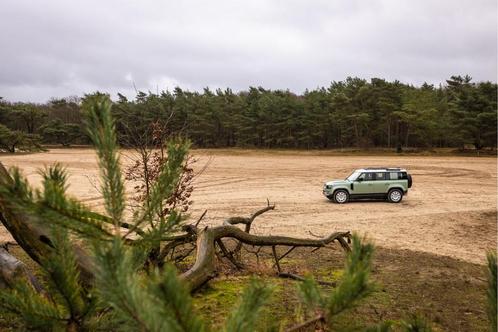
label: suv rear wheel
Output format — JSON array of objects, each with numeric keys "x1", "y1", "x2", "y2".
[
  {"x1": 333, "y1": 189, "x2": 349, "y2": 204},
  {"x1": 388, "y1": 188, "x2": 403, "y2": 203}
]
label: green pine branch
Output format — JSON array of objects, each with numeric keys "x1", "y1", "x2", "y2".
[
  {"x1": 0, "y1": 279, "x2": 65, "y2": 330},
  {"x1": 150, "y1": 265, "x2": 206, "y2": 332},
  {"x1": 326, "y1": 234, "x2": 374, "y2": 319},
  {"x1": 83, "y1": 95, "x2": 125, "y2": 227},
  {"x1": 1, "y1": 165, "x2": 112, "y2": 241},
  {"x1": 41, "y1": 226, "x2": 86, "y2": 321},
  {"x1": 93, "y1": 238, "x2": 201, "y2": 332},
  {"x1": 293, "y1": 234, "x2": 374, "y2": 329}
]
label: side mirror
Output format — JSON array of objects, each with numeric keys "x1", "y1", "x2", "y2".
[{"x1": 357, "y1": 178, "x2": 363, "y2": 182}]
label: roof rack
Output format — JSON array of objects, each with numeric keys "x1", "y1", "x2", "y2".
[{"x1": 364, "y1": 167, "x2": 402, "y2": 170}]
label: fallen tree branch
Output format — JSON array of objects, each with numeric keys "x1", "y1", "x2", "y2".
[
  {"x1": 223, "y1": 199, "x2": 275, "y2": 254},
  {"x1": 180, "y1": 225, "x2": 351, "y2": 291}
]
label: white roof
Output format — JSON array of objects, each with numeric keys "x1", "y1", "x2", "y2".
[{"x1": 357, "y1": 168, "x2": 407, "y2": 172}]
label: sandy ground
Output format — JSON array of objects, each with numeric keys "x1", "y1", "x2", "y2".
[{"x1": 1, "y1": 148, "x2": 496, "y2": 265}]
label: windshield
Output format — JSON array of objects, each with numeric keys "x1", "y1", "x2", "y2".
[{"x1": 346, "y1": 170, "x2": 361, "y2": 181}]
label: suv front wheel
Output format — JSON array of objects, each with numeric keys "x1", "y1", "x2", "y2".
[
  {"x1": 333, "y1": 189, "x2": 349, "y2": 204},
  {"x1": 387, "y1": 188, "x2": 403, "y2": 203}
]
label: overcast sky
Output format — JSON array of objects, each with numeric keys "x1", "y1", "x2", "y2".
[{"x1": 0, "y1": 0, "x2": 496, "y2": 102}]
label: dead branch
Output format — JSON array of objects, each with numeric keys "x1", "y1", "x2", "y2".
[
  {"x1": 223, "y1": 199, "x2": 275, "y2": 228},
  {"x1": 180, "y1": 224, "x2": 351, "y2": 291},
  {"x1": 223, "y1": 199, "x2": 275, "y2": 254},
  {"x1": 194, "y1": 210, "x2": 207, "y2": 227},
  {"x1": 157, "y1": 233, "x2": 196, "y2": 265},
  {"x1": 242, "y1": 245, "x2": 263, "y2": 264},
  {"x1": 272, "y1": 246, "x2": 296, "y2": 268},
  {"x1": 216, "y1": 239, "x2": 243, "y2": 269}
]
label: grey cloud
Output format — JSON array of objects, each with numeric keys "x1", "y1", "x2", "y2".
[{"x1": 0, "y1": 0, "x2": 496, "y2": 102}]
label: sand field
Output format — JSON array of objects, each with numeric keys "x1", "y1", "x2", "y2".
[{"x1": 1, "y1": 149, "x2": 496, "y2": 265}]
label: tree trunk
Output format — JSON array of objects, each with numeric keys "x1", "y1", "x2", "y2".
[
  {"x1": 395, "y1": 119, "x2": 401, "y2": 153},
  {"x1": 353, "y1": 120, "x2": 360, "y2": 148},
  {"x1": 387, "y1": 120, "x2": 391, "y2": 148},
  {"x1": 405, "y1": 125, "x2": 410, "y2": 148}
]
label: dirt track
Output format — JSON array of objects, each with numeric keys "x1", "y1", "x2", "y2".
[{"x1": 1, "y1": 149, "x2": 496, "y2": 264}]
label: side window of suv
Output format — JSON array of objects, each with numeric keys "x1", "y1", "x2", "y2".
[
  {"x1": 375, "y1": 172, "x2": 386, "y2": 180},
  {"x1": 389, "y1": 172, "x2": 399, "y2": 180},
  {"x1": 358, "y1": 172, "x2": 375, "y2": 181}
]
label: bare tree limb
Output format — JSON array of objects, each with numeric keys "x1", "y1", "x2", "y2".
[
  {"x1": 272, "y1": 246, "x2": 296, "y2": 268},
  {"x1": 216, "y1": 239, "x2": 243, "y2": 269},
  {"x1": 194, "y1": 210, "x2": 207, "y2": 227},
  {"x1": 223, "y1": 200, "x2": 275, "y2": 254},
  {"x1": 180, "y1": 224, "x2": 351, "y2": 291}
]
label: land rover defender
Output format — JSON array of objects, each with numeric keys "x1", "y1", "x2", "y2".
[{"x1": 323, "y1": 168, "x2": 412, "y2": 203}]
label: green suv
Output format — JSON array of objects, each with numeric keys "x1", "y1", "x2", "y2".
[{"x1": 323, "y1": 168, "x2": 412, "y2": 204}]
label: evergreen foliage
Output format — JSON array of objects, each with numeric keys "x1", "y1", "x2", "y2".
[
  {"x1": 82, "y1": 95, "x2": 125, "y2": 226},
  {"x1": 0, "y1": 123, "x2": 43, "y2": 153},
  {"x1": 40, "y1": 119, "x2": 82, "y2": 147},
  {"x1": 1, "y1": 76, "x2": 496, "y2": 152},
  {"x1": 0, "y1": 226, "x2": 101, "y2": 331}
]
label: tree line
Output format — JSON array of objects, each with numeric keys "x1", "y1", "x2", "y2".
[{"x1": 0, "y1": 75, "x2": 496, "y2": 152}]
